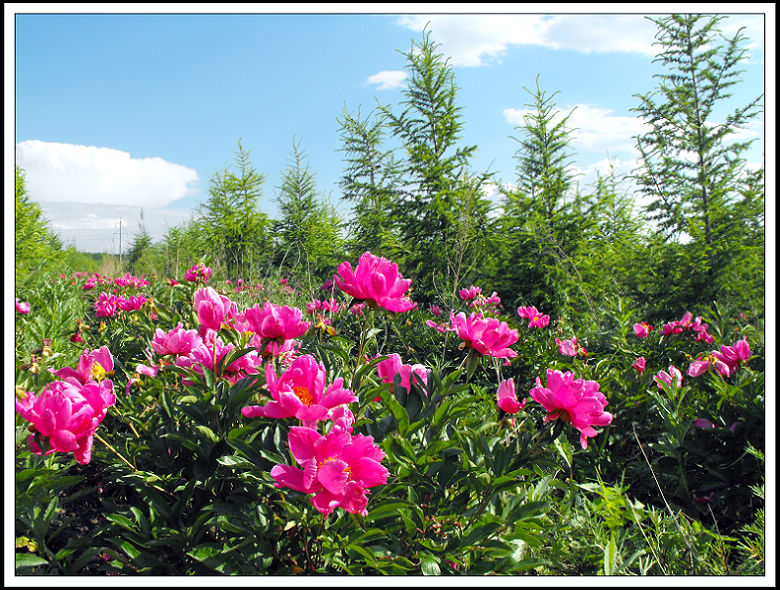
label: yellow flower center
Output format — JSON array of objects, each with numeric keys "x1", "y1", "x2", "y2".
[
  {"x1": 293, "y1": 385, "x2": 314, "y2": 406},
  {"x1": 90, "y1": 362, "x2": 107, "y2": 382}
]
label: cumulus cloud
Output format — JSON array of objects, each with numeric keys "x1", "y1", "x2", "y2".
[
  {"x1": 15, "y1": 140, "x2": 200, "y2": 252},
  {"x1": 366, "y1": 70, "x2": 408, "y2": 90},
  {"x1": 15, "y1": 140, "x2": 199, "y2": 208},
  {"x1": 503, "y1": 103, "x2": 651, "y2": 155},
  {"x1": 397, "y1": 14, "x2": 657, "y2": 67}
]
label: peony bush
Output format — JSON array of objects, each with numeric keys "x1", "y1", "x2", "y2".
[{"x1": 13, "y1": 253, "x2": 765, "y2": 576}]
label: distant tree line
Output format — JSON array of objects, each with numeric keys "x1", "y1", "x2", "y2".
[{"x1": 16, "y1": 14, "x2": 764, "y2": 330}]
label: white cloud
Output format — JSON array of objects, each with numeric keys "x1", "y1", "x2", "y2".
[
  {"x1": 15, "y1": 140, "x2": 199, "y2": 208},
  {"x1": 366, "y1": 70, "x2": 408, "y2": 90},
  {"x1": 397, "y1": 14, "x2": 657, "y2": 67},
  {"x1": 38, "y1": 201, "x2": 193, "y2": 254},
  {"x1": 504, "y1": 103, "x2": 650, "y2": 155},
  {"x1": 15, "y1": 140, "x2": 200, "y2": 252}
]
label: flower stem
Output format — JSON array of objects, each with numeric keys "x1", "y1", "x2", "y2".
[{"x1": 94, "y1": 432, "x2": 136, "y2": 471}]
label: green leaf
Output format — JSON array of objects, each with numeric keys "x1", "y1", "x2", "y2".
[
  {"x1": 419, "y1": 552, "x2": 441, "y2": 575},
  {"x1": 15, "y1": 553, "x2": 49, "y2": 568}
]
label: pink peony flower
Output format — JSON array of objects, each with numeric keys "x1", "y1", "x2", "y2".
[
  {"x1": 496, "y1": 379, "x2": 526, "y2": 414},
  {"x1": 661, "y1": 321, "x2": 684, "y2": 336},
  {"x1": 176, "y1": 339, "x2": 262, "y2": 385},
  {"x1": 15, "y1": 298, "x2": 31, "y2": 314},
  {"x1": 51, "y1": 346, "x2": 115, "y2": 385},
  {"x1": 241, "y1": 354, "x2": 357, "y2": 427},
  {"x1": 242, "y1": 301, "x2": 310, "y2": 342},
  {"x1": 529, "y1": 369, "x2": 613, "y2": 450},
  {"x1": 185, "y1": 262, "x2": 212, "y2": 283},
  {"x1": 712, "y1": 338, "x2": 751, "y2": 375},
  {"x1": 425, "y1": 319, "x2": 451, "y2": 334},
  {"x1": 633, "y1": 322, "x2": 653, "y2": 339},
  {"x1": 16, "y1": 379, "x2": 116, "y2": 464},
  {"x1": 119, "y1": 294, "x2": 146, "y2": 312},
  {"x1": 94, "y1": 292, "x2": 120, "y2": 317},
  {"x1": 151, "y1": 323, "x2": 203, "y2": 356},
  {"x1": 193, "y1": 287, "x2": 236, "y2": 332},
  {"x1": 459, "y1": 285, "x2": 482, "y2": 301},
  {"x1": 334, "y1": 251, "x2": 417, "y2": 312},
  {"x1": 654, "y1": 365, "x2": 683, "y2": 390},
  {"x1": 452, "y1": 312, "x2": 519, "y2": 359},
  {"x1": 375, "y1": 354, "x2": 429, "y2": 400},
  {"x1": 270, "y1": 426, "x2": 388, "y2": 517},
  {"x1": 556, "y1": 337, "x2": 578, "y2": 357},
  {"x1": 633, "y1": 356, "x2": 646, "y2": 375},
  {"x1": 517, "y1": 306, "x2": 550, "y2": 329},
  {"x1": 693, "y1": 418, "x2": 717, "y2": 429}
]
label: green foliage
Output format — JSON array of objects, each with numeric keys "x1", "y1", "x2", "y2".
[
  {"x1": 337, "y1": 105, "x2": 404, "y2": 258},
  {"x1": 377, "y1": 27, "x2": 491, "y2": 301},
  {"x1": 273, "y1": 138, "x2": 344, "y2": 282},
  {"x1": 15, "y1": 165, "x2": 63, "y2": 282},
  {"x1": 632, "y1": 14, "x2": 764, "y2": 311},
  {"x1": 198, "y1": 139, "x2": 271, "y2": 279}
]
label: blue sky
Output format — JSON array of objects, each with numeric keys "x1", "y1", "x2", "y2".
[{"x1": 9, "y1": 6, "x2": 771, "y2": 254}]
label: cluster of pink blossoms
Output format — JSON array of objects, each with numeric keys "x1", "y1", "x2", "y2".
[
  {"x1": 241, "y1": 353, "x2": 388, "y2": 517},
  {"x1": 334, "y1": 251, "x2": 417, "y2": 313},
  {"x1": 185, "y1": 262, "x2": 212, "y2": 284},
  {"x1": 687, "y1": 337, "x2": 752, "y2": 378},
  {"x1": 81, "y1": 272, "x2": 150, "y2": 291},
  {"x1": 94, "y1": 292, "x2": 148, "y2": 317},
  {"x1": 16, "y1": 298, "x2": 31, "y2": 314},
  {"x1": 16, "y1": 346, "x2": 117, "y2": 464},
  {"x1": 517, "y1": 306, "x2": 550, "y2": 329},
  {"x1": 660, "y1": 311, "x2": 715, "y2": 344},
  {"x1": 306, "y1": 298, "x2": 343, "y2": 315},
  {"x1": 459, "y1": 285, "x2": 501, "y2": 312}
]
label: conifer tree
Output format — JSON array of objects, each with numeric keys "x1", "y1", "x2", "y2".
[
  {"x1": 378, "y1": 27, "x2": 489, "y2": 300},
  {"x1": 199, "y1": 140, "x2": 270, "y2": 278},
  {"x1": 274, "y1": 138, "x2": 342, "y2": 280},
  {"x1": 337, "y1": 105, "x2": 403, "y2": 257},
  {"x1": 632, "y1": 14, "x2": 763, "y2": 306}
]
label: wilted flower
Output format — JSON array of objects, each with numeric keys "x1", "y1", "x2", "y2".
[
  {"x1": 241, "y1": 354, "x2": 356, "y2": 427},
  {"x1": 271, "y1": 426, "x2": 388, "y2": 517},
  {"x1": 556, "y1": 337, "x2": 581, "y2": 357},
  {"x1": 451, "y1": 312, "x2": 519, "y2": 359},
  {"x1": 529, "y1": 369, "x2": 613, "y2": 450},
  {"x1": 334, "y1": 251, "x2": 417, "y2": 312}
]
